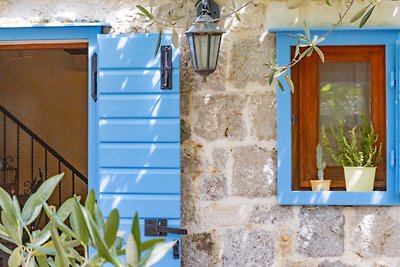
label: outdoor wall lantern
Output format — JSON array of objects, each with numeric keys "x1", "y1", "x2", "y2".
[{"x1": 185, "y1": 0, "x2": 225, "y2": 77}]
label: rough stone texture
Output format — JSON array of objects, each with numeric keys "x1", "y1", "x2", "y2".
[
  {"x1": 232, "y1": 145, "x2": 276, "y2": 197},
  {"x1": 222, "y1": 229, "x2": 275, "y2": 267},
  {"x1": 181, "y1": 118, "x2": 192, "y2": 144},
  {"x1": 3, "y1": 1, "x2": 400, "y2": 266},
  {"x1": 181, "y1": 232, "x2": 219, "y2": 267},
  {"x1": 192, "y1": 94, "x2": 247, "y2": 141},
  {"x1": 350, "y1": 207, "x2": 400, "y2": 257},
  {"x1": 200, "y1": 172, "x2": 227, "y2": 201},
  {"x1": 249, "y1": 205, "x2": 294, "y2": 224},
  {"x1": 297, "y1": 206, "x2": 345, "y2": 257},
  {"x1": 249, "y1": 93, "x2": 277, "y2": 140},
  {"x1": 318, "y1": 260, "x2": 356, "y2": 267},
  {"x1": 227, "y1": 34, "x2": 275, "y2": 89}
]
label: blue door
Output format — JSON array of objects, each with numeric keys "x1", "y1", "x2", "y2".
[{"x1": 96, "y1": 34, "x2": 181, "y2": 266}]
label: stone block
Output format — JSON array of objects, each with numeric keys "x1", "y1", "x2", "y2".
[
  {"x1": 350, "y1": 207, "x2": 400, "y2": 257},
  {"x1": 222, "y1": 229, "x2": 275, "y2": 266},
  {"x1": 200, "y1": 172, "x2": 227, "y2": 201},
  {"x1": 200, "y1": 203, "x2": 253, "y2": 227},
  {"x1": 181, "y1": 118, "x2": 191, "y2": 144},
  {"x1": 212, "y1": 147, "x2": 229, "y2": 169},
  {"x1": 249, "y1": 205, "x2": 294, "y2": 224},
  {"x1": 181, "y1": 173, "x2": 201, "y2": 227},
  {"x1": 193, "y1": 94, "x2": 247, "y2": 141},
  {"x1": 228, "y1": 34, "x2": 275, "y2": 89},
  {"x1": 181, "y1": 141, "x2": 203, "y2": 175},
  {"x1": 249, "y1": 94, "x2": 276, "y2": 140},
  {"x1": 296, "y1": 206, "x2": 345, "y2": 257},
  {"x1": 232, "y1": 145, "x2": 276, "y2": 197},
  {"x1": 318, "y1": 260, "x2": 356, "y2": 267},
  {"x1": 181, "y1": 232, "x2": 218, "y2": 267}
]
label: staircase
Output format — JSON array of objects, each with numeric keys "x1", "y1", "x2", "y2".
[{"x1": 0, "y1": 105, "x2": 88, "y2": 227}]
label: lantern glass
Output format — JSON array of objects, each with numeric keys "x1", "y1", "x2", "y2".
[
  {"x1": 185, "y1": 11, "x2": 225, "y2": 76},
  {"x1": 187, "y1": 33, "x2": 222, "y2": 76}
]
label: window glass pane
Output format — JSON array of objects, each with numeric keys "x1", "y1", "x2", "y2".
[{"x1": 318, "y1": 62, "x2": 371, "y2": 165}]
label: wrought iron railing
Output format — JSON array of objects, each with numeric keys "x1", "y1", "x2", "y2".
[{"x1": 0, "y1": 105, "x2": 87, "y2": 223}]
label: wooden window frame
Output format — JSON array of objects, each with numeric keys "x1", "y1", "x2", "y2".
[{"x1": 291, "y1": 45, "x2": 386, "y2": 190}]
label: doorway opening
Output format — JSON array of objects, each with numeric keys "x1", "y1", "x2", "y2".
[{"x1": 0, "y1": 41, "x2": 88, "y2": 226}]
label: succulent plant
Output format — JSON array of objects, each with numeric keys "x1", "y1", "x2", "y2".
[{"x1": 316, "y1": 143, "x2": 327, "y2": 180}]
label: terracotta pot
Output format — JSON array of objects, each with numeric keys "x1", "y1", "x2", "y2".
[
  {"x1": 310, "y1": 180, "x2": 331, "y2": 191},
  {"x1": 343, "y1": 166, "x2": 376, "y2": 191}
]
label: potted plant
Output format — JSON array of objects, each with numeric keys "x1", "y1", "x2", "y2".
[
  {"x1": 310, "y1": 143, "x2": 331, "y2": 191},
  {"x1": 321, "y1": 115, "x2": 382, "y2": 191}
]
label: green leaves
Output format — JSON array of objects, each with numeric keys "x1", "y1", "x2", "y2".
[
  {"x1": 104, "y1": 209, "x2": 119, "y2": 247},
  {"x1": 139, "y1": 241, "x2": 177, "y2": 267},
  {"x1": 359, "y1": 5, "x2": 375, "y2": 28},
  {"x1": 0, "y1": 172, "x2": 175, "y2": 267},
  {"x1": 136, "y1": 5, "x2": 153, "y2": 20},
  {"x1": 321, "y1": 115, "x2": 382, "y2": 167},
  {"x1": 126, "y1": 234, "x2": 139, "y2": 267},
  {"x1": 350, "y1": 3, "x2": 377, "y2": 28},
  {"x1": 8, "y1": 247, "x2": 22, "y2": 267}
]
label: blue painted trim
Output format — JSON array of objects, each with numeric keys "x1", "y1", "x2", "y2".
[
  {"x1": 397, "y1": 41, "x2": 400, "y2": 194},
  {"x1": 0, "y1": 23, "x2": 110, "y2": 28},
  {"x1": 276, "y1": 28, "x2": 400, "y2": 205},
  {"x1": 0, "y1": 25, "x2": 103, "y2": 198},
  {"x1": 270, "y1": 26, "x2": 400, "y2": 32}
]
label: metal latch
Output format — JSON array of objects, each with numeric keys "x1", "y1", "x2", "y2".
[
  {"x1": 91, "y1": 53, "x2": 97, "y2": 102},
  {"x1": 144, "y1": 219, "x2": 187, "y2": 236},
  {"x1": 173, "y1": 240, "x2": 180, "y2": 259},
  {"x1": 161, "y1": 46, "x2": 172, "y2": 90}
]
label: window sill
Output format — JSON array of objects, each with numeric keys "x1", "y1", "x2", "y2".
[{"x1": 278, "y1": 190, "x2": 400, "y2": 205}]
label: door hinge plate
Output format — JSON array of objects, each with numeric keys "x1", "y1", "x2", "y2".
[
  {"x1": 161, "y1": 46, "x2": 172, "y2": 90},
  {"x1": 91, "y1": 53, "x2": 98, "y2": 102}
]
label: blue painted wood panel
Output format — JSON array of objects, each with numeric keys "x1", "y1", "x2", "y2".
[
  {"x1": 98, "y1": 33, "x2": 181, "y2": 266},
  {"x1": 99, "y1": 143, "x2": 180, "y2": 168},
  {"x1": 99, "y1": 119, "x2": 180, "y2": 142},
  {"x1": 98, "y1": 34, "x2": 180, "y2": 69},
  {"x1": 99, "y1": 94, "x2": 180, "y2": 118},
  {"x1": 98, "y1": 70, "x2": 180, "y2": 94},
  {"x1": 99, "y1": 194, "x2": 180, "y2": 218},
  {"x1": 99, "y1": 168, "x2": 180, "y2": 194}
]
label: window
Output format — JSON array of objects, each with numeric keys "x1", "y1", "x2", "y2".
[
  {"x1": 292, "y1": 46, "x2": 386, "y2": 190},
  {"x1": 273, "y1": 28, "x2": 400, "y2": 205}
]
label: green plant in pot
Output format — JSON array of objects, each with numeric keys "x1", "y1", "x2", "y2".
[
  {"x1": 310, "y1": 143, "x2": 331, "y2": 191},
  {"x1": 321, "y1": 115, "x2": 382, "y2": 191}
]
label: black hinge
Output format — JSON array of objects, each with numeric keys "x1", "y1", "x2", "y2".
[
  {"x1": 161, "y1": 46, "x2": 172, "y2": 90},
  {"x1": 173, "y1": 240, "x2": 180, "y2": 259},
  {"x1": 91, "y1": 53, "x2": 98, "y2": 102}
]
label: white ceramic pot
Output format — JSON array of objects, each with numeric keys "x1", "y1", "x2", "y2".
[
  {"x1": 343, "y1": 166, "x2": 376, "y2": 191},
  {"x1": 310, "y1": 180, "x2": 331, "y2": 191}
]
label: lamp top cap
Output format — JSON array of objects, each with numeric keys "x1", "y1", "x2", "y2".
[{"x1": 184, "y1": 13, "x2": 225, "y2": 35}]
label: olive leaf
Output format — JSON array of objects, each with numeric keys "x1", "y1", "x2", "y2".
[
  {"x1": 359, "y1": 5, "x2": 375, "y2": 28},
  {"x1": 136, "y1": 5, "x2": 153, "y2": 20},
  {"x1": 350, "y1": 4, "x2": 371, "y2": 23}
]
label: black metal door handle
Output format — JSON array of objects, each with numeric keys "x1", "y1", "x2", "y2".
[
  {"x1": 144, "y1": 219, "x2": 188, "y2": 236},
  {"x1": 158, "y1": 226, "x2": 188, "y2": 235}
]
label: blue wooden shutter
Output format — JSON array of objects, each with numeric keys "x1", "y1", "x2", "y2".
[
  {"x1": 97, "y1": 34, "x2": 181, "y2": 266},
  {"x1": 396, "y1": 40, "x2": 400, "y2": 194}
]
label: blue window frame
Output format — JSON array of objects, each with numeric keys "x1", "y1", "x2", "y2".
[{"x1": 272, "y1": 27, "x2": 400, "y2": 205}]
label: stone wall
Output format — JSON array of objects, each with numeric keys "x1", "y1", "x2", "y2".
[{"x1": 1, "y1": 0, "x2": 400, "y2": 266}]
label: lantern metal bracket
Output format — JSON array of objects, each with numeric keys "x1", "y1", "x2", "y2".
[{"x1": 197, "y1": 0, "x2": 220, "y2": 19}]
